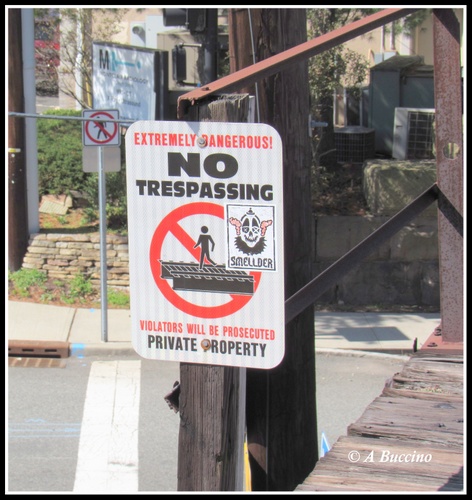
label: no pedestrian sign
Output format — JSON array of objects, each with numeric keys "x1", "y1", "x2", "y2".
[
  {"x1": 82, "y1": 109, "x2": 120, "y2": 147},
  {"x1": 125, "y1": 120, "x2": 284, "y2": 369}
]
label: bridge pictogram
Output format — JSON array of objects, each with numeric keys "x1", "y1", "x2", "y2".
[{"x1": 159, "y1": 261, "x2": 254, "y2": 295}]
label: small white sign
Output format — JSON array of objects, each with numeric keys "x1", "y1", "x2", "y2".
[
  {"x1": 82, "y1": 146, "x2": 121, "y2": 173},
  {"x1": 82, "y1": 109, "x2": 120, "y2": 147}
]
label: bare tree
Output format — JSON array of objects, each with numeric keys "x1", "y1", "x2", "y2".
[{"x1": 35, "y1": 8, "x2": 128, "y2": 109}]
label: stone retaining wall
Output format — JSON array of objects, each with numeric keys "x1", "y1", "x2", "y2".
[
  {"x1": 22, "y1": 233, "x2": 129, "y2": 288},
  {"x1": 313, "y1": 215, "x2": 439, "y2": 307},
  {"x1": 21, "y1": 213, "x2": 440, "y2": 307}
]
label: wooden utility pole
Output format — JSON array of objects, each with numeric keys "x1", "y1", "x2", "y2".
[
  {"x1": 229, "y1": 8, "x2": 318, "y2": 490},
  {"x1": 177, "y1": 95, "x2": 253, "y2": 492},
  {"x1": 177, "y1": 9, "x2": 317, "y2": 491},
  {"x1": 8, "y1": 8, "x2": 29, "y2": 271},
  {"x1": 228, "y1": 8, "x2": 261, "y2": 97},
  {"x1": 177, "y1": 363, "x2": 243, "y2": 490}
]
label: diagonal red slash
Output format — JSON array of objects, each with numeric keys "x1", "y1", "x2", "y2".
[
  {"x1": 149, "y1": 201, "x2": 261, "y2": 319},
  {"x1": 93, "y1": 119, "x2": 112, "y2": 139}
]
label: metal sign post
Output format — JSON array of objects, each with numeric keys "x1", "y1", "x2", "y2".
[
  {"x1": 97, "y1": 146, "x2": 108, "y2": 342},
  {"x1": 82, "y1": 109, "x2": 121, "y2": 342}
]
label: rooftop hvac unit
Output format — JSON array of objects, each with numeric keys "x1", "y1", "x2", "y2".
[
  {"x1": 334, "y1": 126, "x2": 375, "y2": 164},
  {"x1": 392, "y1": 107, "x2": 435, "y2": 160}
]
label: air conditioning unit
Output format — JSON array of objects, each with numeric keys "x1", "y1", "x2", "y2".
[
  {"x1": 392, "y1": 108, "x2": 435, "y2": 160},
  {"x1": 334, "y1": 126, "x2": 375, "y2": 164}
]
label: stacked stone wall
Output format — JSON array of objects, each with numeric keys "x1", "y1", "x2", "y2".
[
  {"x1": 21, "y1": 213, "x2": 440, "y2": 307},
  {"x1": 22, "y1": 233, "x2": 129, "y2": 288}
]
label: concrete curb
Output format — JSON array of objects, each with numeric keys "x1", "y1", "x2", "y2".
[
  {"x1": 316, "y1": 347, "x2": 410, "y2": 360},
  {"x1": 70, "y1": 342, "x2": 136, "y2": 357}
]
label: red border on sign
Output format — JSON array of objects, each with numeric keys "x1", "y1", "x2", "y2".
[
  {"x1": 149, "y1": 202, "x2": 261, "y2": 319},
  {"x1": 85, "y1": 111, "x2": 118, "y2": 145}
]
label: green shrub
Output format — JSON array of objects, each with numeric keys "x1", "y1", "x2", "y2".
[
  {"x1": 69, "y1": 273, "x2": 93, "y2": 299},
  {"x1": 107, "y1": 288, "x2": 130, "y2": 307},
  {"x1": 37, "y1": 109, "x2": 87, "y2": 196},
  {"x1": 9, "y1": 268, "x2": 47, "y2": 297}
]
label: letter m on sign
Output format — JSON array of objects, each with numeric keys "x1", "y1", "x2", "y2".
[{"x1": 99, "y1": 49, "x2": 109, "y2": 70}]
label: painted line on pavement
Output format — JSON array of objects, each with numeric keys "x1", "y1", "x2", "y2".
[{"x1": 73, "y1": 360, "x2": 141, "y2": 493}]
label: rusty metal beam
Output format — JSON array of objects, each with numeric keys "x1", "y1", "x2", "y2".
[
  {"x1": 177, "y1": 8, "x2": 418, "y2": 118},
  {"x1": 433, "y1": 9, "x2": 463, "y2": 344}
]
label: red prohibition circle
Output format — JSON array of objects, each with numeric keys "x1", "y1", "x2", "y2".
[
  {"x1": 149, "y1": 201, "x2": 261, "y2": 319},
  {"x1": 85, "y1": 111, "x2": 118, "y2": 144}
]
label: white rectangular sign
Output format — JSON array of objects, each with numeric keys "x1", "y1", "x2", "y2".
[
  {"x1": 125, "y1": 120, "x2": 284, "y2": 369},
  {"x1": 82, "y1": 146, "x2": 121, "y2": 173},
  {"x1": 92, "y1": 42, "x2": 157, "y2": 121}
]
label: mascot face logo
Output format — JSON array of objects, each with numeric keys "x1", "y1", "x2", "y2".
[
  {"x1": 241, "y1": 209, "x2": 261, "y2": 247},
  {"x1": 229, "y1": 208, "x2": 273, "y2": 256}
]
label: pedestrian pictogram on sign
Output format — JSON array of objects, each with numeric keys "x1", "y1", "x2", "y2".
[
  {"x1": 82, "y1": 109, "x2": 121, "y2": 147},
  {"x1": 126, "y1": 120, "x2": 284, "y2": 369}
]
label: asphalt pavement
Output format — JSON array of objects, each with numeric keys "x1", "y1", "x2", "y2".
[
  {"x1": 6, "y1": 300, "x2": 445, "y2": 493},
  {"x1": 7, "y1": 300, "x2": 441, "y2": 357}
]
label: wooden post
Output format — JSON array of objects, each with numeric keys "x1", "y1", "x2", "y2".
[
  {"x1": 8, "y1": 8, "x2": 29, "y2": 271},
  {"x1": 230, "y1": 9, "x2": 318, "y2": 490},
  {"x1": 178, "y1": 9, "x2": 318, "y2": 491},
  {"x1": 177, "y1": 95, "x2": 252, "y2": 492},
  {"x1": 228, "y1": 8, "x2": 262, "y2": 97}
]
